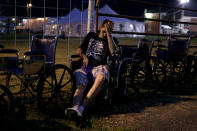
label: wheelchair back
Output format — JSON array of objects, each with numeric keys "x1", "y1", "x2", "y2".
[
  {"x1": 29, "y1": 35, "x2": 58, "y2": 69},
  {"x1": 156, "y1": 36, "x2": 191, "y2": 61}
]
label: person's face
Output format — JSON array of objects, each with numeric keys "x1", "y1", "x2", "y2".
[{"x1": 100, "y1": 27, "x2": 107, "y2": 38}]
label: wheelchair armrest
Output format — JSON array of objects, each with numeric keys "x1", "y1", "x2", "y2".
[
  {"x1": 0, "y1": 49, "x2": 18, "y2": 54},
  {"x1": 24, "y1": 51, "x2": 46, "y2": 62},
  {"x1": 70, "y1": 54, "x2": 83, "y2": 71},
  {"x1": 70, "y1": 54, "x2": 80, "y2": 58},
  {"x1": 24, "y1": 51, "x2": 44, "y2": 56}
]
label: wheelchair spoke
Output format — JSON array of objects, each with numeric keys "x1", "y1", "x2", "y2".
[
  {"x1": 44, "y1": 78, "x2": 56, "y2": 89},
  {"x1": 61, "y1": 79, "x2": 73, "y2": 88},
  {"x1": 53, "y1": 72, "x2": 58, "y2": 86},
  {"x1": 59, "y1": 69, "x2": 66, "y2": 86}
]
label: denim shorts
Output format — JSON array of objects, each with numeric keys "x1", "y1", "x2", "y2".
[{"x1": 74, "y1": 65, "x2": 109, "y2": 87}]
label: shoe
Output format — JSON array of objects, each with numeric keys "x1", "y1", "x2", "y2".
[{"x1": 65, "y1": 105, "x2": 83, "y2": 118}]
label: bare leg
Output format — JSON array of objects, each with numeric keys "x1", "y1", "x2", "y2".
[
  {"x1": 73, "y1": 85, "x2": 86, "y2": 106},
  {"x1": 82, "y1": 74, "x2": 105, "y2": 108}
]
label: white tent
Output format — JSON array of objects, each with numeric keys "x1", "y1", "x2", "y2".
[
  {"x1": 46, "y1": 8, "x2": 87, "y2": 36},
  {"x1": 98, "y1": 5, "x2": 145, "y2": 37},
  {"x1": 45, "y1": 5, "x2": 145, "y2": 37}
]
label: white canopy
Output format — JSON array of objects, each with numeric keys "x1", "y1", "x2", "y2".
[{"x1": 46, "y1": 4, "x2": 145, "y2": 37}]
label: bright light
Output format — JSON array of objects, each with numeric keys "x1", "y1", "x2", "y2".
[
  {"x1": 12, "y1": 18, "x2": 15, "y2": 21},
  {"x1": 130, "y1": 24, "x2": 134, "y2": 30},
  {"x1": 37, "y1": 18, "x2": 44, "y2": 21},
  {"x1": 27, "y1": 3, "x2": 32, "y2": 8},
  {"x1": 179, "y1": 0, "x2": 189, "y2": 4},
  {"x1": 145, "y1": 13, "x2": 153, "y2": 19},
  {"x1": 52, "y1": 25, "x2": 56, "y2": 29},
  {"x1": 22, "y1": 19, "x2": 27, "y2": 24}
]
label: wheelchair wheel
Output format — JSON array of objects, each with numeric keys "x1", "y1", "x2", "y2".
[
  {"x1": 0, "y1": 71, "x2": 22, "y2": 100},
  {"x1": 174, "y1": 60, "x2": 186, "y2": 83},
  {"x1": 131, "y1": 57, "x2": 154, "y2": 94},
  {"x1": 150, "y1": 56, "x2": 167, "y2": 91},
  {"x1": 165, "y1": 59, "x2": 187, "y2": 88},
  {"x1": 0, "y1": 84, "x2": 14, "y2": 118},
  {"x1": 183, "y1": 55, "x2": 197, "y2": 87},
  {"x1": 116, "y1": 58, "x2": 140, "y2": 99},
  {"x1": 37, "y1": 64, "x2": 73, "y2": 115},
  {"x1": 117, "y1": 57, "x2": 162, "y2": 97}
]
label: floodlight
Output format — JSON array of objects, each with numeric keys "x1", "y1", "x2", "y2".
[{"x1": 179, "y1": 0, "x2": 189, "y2": 4}]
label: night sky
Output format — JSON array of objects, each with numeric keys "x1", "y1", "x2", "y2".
[{"x1": 0, "y1": 0, "x2": 196, "y2": 17}]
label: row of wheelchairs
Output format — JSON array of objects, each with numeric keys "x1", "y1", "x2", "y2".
[
  {"x1": 0, "y1": 34, "x2": 197, "y2": 118},
  {"x1": 116, "y1": 35, "x2": 197, "y2": 97}
]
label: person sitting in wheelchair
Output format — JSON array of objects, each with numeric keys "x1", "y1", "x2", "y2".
[{"x1": 65, "y1": 19, "x2": 118, "y2": 117}]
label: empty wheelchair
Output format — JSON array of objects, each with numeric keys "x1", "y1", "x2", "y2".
[
  {"x1": 29, "y1": 35, "x2": 73, "y2": 114},
  {"x1": 115, "y1": 38, "x2": 163, "y2": 98},
  {"x1": 155, "y1": 35, "x2": 192, "y2": 88},
  {"x1": 0, "y1": 34, "x2": 73, "y2": 114}
]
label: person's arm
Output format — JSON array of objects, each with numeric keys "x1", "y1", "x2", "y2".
[
  {"x1": 105, "y1": 24, "x2": 118, "y2": 55},
  {"x1": 77, "y1": 48, "x2": 88, "y2": 67},
  {"x1": 77, "y1": 32, "x2": 92, "y2": 67}
]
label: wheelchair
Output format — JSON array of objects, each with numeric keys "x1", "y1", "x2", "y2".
[
  {"x1": 0, "y1": 34, "x2": 73, "y2": 115},
  {"x1": 155, "y1": 35, "x2": 192, "y2": 88},
  {"x1": 115, "y1": 38, "x2": 163, "y2": 98}
]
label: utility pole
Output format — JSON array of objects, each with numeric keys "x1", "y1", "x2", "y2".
[{"x1": 87, "y1": 0, "x2": 95, "y2": 33}]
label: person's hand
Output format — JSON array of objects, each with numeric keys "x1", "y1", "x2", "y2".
[
  {"x1": 105, "y1": 22, "x2": 113, "y2": 34},
  {"x1": 82, "y1": 55, "x2": 89, "y2": 67}
]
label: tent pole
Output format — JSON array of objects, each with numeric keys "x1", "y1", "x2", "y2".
[{"x1": 87, "y1": 0, "x2": 95, "y2": 33}]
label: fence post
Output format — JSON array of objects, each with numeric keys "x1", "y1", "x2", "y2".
[{"x1": 87, "y1": 0, "x2": 95, "y2": 33}]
